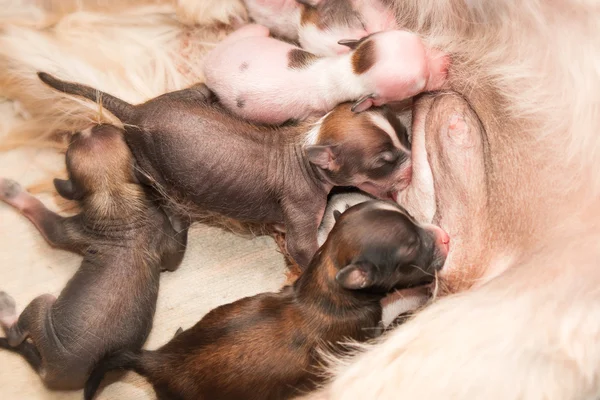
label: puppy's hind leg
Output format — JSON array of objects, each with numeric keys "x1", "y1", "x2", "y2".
[
  {"x1": 0, "y1": 291, "x2": 17, "y2": 329},
  {"x1": 0, "y1": 291, "x2": 44, "y2": 372},
  {"x1": 0, "y1": 338, "x2": 42, "y2": 373},
  {"x1": 0, "y1": 178, "x2": 86, "y2": 253},
  {"x1": 1, "y1": 292, "x2": 56, "y2": 348},
  {"x1": 161, "y1": 216, "x2": 190, "y2": 272}
]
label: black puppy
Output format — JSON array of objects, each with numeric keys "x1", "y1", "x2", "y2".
[{"x1": 85, "y1": 200, "x2": 448, "y2": 400}]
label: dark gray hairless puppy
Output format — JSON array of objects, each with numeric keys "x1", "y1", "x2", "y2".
[
  {"x1": 0, "y1": 124, "x2": 189, "y2": 390},
  {"x1": 38, "y1": 73, "x2": 411, "y2": 269}
]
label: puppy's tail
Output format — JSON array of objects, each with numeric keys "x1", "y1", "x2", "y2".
[
  {"x1": 37, "y1": 72, "x2": 135, "y2": 123},
  {"x1": 0, "y1": 337, "x2": 42, "y2": 372},
  {"x1": 84, "y1": 350, "x2": 149, "y2": 400}
]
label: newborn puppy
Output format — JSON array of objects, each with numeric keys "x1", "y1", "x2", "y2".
[
  {"x1": 38, "y1": 74, "x2": 411, "y2": 269},
  {"x1": 243, "y1": 0, "x2": 397, "y2": 56},
  {"x1": 84, "y1": 200, "x2": 449, "y2": 400},
  {"x1": 203, "y1": 24, "x2": 449, "y2": 124},
  {"x1": 317, "y1": 190, "x2": 373, "y2": 246},
  {"x1": 318, "y1": 191, "x2": 437, "y2": 328},
  {"x1": 0, "y1": 125, "x2": 188, "y2": 390}
]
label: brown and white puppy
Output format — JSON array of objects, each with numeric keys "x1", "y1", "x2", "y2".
[
  {"x1": 84, "y1": 200, "x2": 449, "y2": 400},
  {"x1": 0, "y1": 124, "x2": 189, "y2": 390},
  {"x1": 242, "y1": 0, "x2": 397, "y2": 56},
  {"x1": 37, "y1": 73, "x2": 411, "y2": 269}
]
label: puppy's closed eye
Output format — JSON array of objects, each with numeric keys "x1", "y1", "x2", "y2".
[{"x1": 373, "y1": 151, "x2": 399, "y2": 168}]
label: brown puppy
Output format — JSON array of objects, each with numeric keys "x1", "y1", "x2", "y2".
[
  {"x1": 84, "y1": 199, "x2": 448, "y2": 400},
  {"x1": 37, "y1": 73, "x2": 411, "y2": 269},
  {"x1": 0, "y1": 124, "x2": 189, "y2": 390}
]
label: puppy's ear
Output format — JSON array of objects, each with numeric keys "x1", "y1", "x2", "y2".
[
  {"x1": 305, "y1": 144, "x2": 340, "y2": 170},
  {"x1": 338, "y1": 36, "x2": 370, "y2": 50},
  {"x1": 53, "y1": 178, "x2": 83, "y2": 200},
  {"x1": 333, "y1": 210, "x2": 342, "y2": 221},
  {"x1": 336, "y1": 261, "x2": 376, "y2": 290}
]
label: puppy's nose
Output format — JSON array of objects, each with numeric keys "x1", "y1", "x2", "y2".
[{"x1": 427, "y1": 225, "x2": 450, "y2": 256}]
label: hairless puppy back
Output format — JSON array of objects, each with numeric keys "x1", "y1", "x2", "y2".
[
  {"x1": 38, "y1": 73, "x2": 411, "y2": 269},
  {"x1": 0, "y1": 125, "x2": 188, "y2": 390},
  {"x1": 203, "y1": 24, "x2": 449, "y2": 125}
]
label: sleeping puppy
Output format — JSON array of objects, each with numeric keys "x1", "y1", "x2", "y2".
[
  {"x1": 84, "y1": 200, "x2": 449, "y2": 400},
  {"x1": 38, "y1": 74, "x2": 412, "y2": 269},
  {"x1": 0, "y1": 124, "x2": 189, "y2": 390},
  {"x1": 317, "y1": 191, "x2": 443, "y2": 328}
]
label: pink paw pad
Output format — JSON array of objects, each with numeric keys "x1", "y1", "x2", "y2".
[
  {"x1": 0, "y1": 291, "x2": 17, "y2": 328},
  {"x1": 0, "y1": 178, "x2": 22, "y2": 200}
]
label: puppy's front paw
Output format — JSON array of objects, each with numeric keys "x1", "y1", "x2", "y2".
[
  {"x1": 0, "y1": 291, "x2": 17, "y2": 328},
  {"x1": 0, "y1": 178, "x2": 23, "y2": 200}
]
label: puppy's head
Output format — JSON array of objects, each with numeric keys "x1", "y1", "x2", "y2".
[
  {"x1": 305, "y1": 104, "x2": 411, "y2": 199},
  {"x1": 325, "y1": 200, "x2": 449, "y2": 292},
  {"x1": 54, "y1": 124, "x2": 137, "y2": 201}
]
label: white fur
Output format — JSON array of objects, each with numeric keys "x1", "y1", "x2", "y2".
[
  {"x1": 243, "y1": 0, "x2": 301, "y2": 40},
  {"x1": 380, "y1": 287, "x2": 429, "y2": 328},
  {"x1": 316, "y1": 55, "x2": 369, "y2": 111},
  {"x1": 0, "y1": 4, "x2": 230, "y2": 147},
  {"x1": 369, "y1": 112, "x2": 410, "y2": 153},
  {"x1": 317, "y1": 192, "x2": 373, "y2": 246},
  {"x1": 304, "y1": 112, "x2": 331, "y2": 146},
  {"x1": 177, "y1": 0, "x2": 247, "y2": 26},
  {"x1": 298, "y1": 23, "x2": 366, "y2": 57}
]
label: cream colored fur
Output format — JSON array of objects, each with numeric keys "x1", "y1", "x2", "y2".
[{"x1": 0, "y1": 1, "x2": 238, "y2": 149}]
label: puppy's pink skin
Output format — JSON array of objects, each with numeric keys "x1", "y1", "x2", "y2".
[
  {"x1": 351, "y1": 0, "x2": 398, "y2": 33},
  {"x1": 243, "y1": 0, "x2": 302, "y2": 40},
  {"x1": 365, "y1": 30, "x2": 450, "y2": 107},
  {"x1": 203, "y1": 27, "x2": 449, "y2": 124}
]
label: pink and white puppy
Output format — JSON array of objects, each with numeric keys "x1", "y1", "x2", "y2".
[
  {"x1": 203, "y1": 24, "x2": 450, "y2": 125},
  {"x1": 242, "y1": 0, "x2": 396, "y2": 56}
]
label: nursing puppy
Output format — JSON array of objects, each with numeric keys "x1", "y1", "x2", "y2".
[
  {"x1": 317, "y1": 191, "x2": 440, "y2": 328},
  {"x1": 203, "y1": 24, "x2": 449, "y2": 124},
  {"x1": 0, "y1": 124, "x2": 188, "y2": 390},
  {"x1": 243, "y1": 0, "x2": 397, "y2": 56},
  {"x1": 38, "y1": 73, "x2": 411, "y2": 269},
  {"x1": 84, "y1": 200, "x2": 449, "y2": 400}
]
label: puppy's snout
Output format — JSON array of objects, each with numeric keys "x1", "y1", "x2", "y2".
[
  {"x1": 434, "y1": 226, "x2": 450, "y2": 256},
  {"x1": 425, "y1": 224, "x2": 450, "y2": 258}
]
